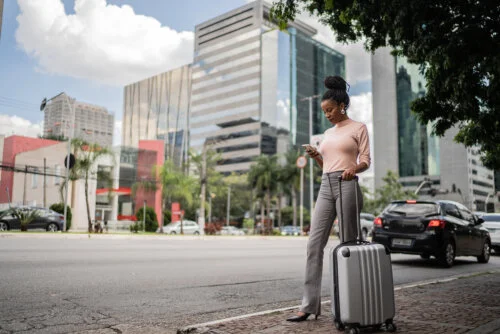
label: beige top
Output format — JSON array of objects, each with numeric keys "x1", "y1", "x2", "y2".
[{"x1": 318, "y1": 118, "x2": 371, "y2": 173}]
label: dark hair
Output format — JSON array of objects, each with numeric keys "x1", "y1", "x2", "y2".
[{"x1": 322, "y1": 76, "x2": 350, "y2": 111}]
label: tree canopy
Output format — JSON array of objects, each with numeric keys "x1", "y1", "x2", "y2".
[{"x1": 271, "y1": 0, "x2": 500, "y2": 168}]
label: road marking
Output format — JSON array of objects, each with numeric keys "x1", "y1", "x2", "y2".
[{"x1": 178, "y1": 269, "x2": 500, "y2": 334}]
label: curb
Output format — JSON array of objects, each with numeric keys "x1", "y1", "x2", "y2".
[{"x1": 177, "y1": 269, "x2": 500, "y2": 334}]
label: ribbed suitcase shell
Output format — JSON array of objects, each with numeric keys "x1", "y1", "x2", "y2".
[{"x1": 329, "y1": 242, "x2": 395, "y2": 327}]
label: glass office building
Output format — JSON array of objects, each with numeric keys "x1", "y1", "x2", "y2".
[
  {"x1": 395, "y1": 57, "x2": 439, "y2": 178},
  {"x1": 190, "y1": 1, "x2": 345, "y2": 175},
  {"x1": 122, "y1": 65, "x2": 191, "y2": 167}
]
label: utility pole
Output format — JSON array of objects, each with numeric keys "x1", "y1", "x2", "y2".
[
  {"x1": 301, "y1": 95, "x2": 320, "y2": 222},
  {"x1": 23, "y1": 165, "x2": 28, "y2": 205},
  {"x1": 226, "y1": 185, "x2": 231, "y2": 226},
  {"x1": 198, "y1": 145, "x2": 207, "y2": 235},
  {"x1": 43, "y1": 158, "x2": 47, "y2": 208},
  {"x1": 143, "y1": 200, "x2": 146, "y2": 233},
  {"x1": 296, "y1": 156, "x2": 307, "y2": 235}
]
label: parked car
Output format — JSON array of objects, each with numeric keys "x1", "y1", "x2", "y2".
[
  {"x1": 281, "y1": 225, "x2": 301, "y2": 236},
  {"x1": 0, "y1": 207, "x2": 64, "y2": 232},
  {"x1": 372, "y1": 200, "x2": 491, "y2": 267},
  {"x1": 479, "y1": 213, "x2": 500, "y2": 253},
  {"x1": 220, "y1": 226, "x2": 245, "y2": 235},
  {"x1": 333, "y1": 212, "x2": 375, "y2": 240},
  {"x1": 161, "y1": 220, "x2": 201, "y2": 235}
]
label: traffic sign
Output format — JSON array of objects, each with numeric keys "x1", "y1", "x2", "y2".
[{"x1": 296, "y1": 156, "x2": 307, "y2": 169}]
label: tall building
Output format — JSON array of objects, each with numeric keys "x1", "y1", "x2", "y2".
[
  {"x1": 190, "y1": 0, "x2": 345, "y2": 175},
  {"x1": 372, "y1": 48, "x2": 495, "y2": 211},
  {"x1": 43, "y1": 93, "x2": 114, "y2": 147},
  {"x1": 122, "y1": 65, "x2": 191, "y2": 167}
]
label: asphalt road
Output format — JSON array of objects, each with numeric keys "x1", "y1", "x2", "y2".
[{"x1": 1, "y1": 234, "x2": 499, "y2": 333}]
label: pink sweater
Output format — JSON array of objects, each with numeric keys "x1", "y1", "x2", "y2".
[{"x1": 318, "y1": 118, "x2": 371, "y2": 173}]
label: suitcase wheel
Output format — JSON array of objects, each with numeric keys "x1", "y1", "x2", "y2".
[
  {"x1": 386, "y1": 319, "x2": 397, "y2": 332},
  {"x1": 333, "y1": 319, "x2": 345, "y2": 331},
  {"x1": 347, "y1": 327, "x2": 360, "y2": 334}
]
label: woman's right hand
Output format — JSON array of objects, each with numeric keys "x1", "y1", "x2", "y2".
[{"x1": 304, "y1": 145, "x2": 320, "y2": 159}]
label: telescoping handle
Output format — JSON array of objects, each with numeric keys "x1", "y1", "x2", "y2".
[{"x1": 337, "y1": 175, "x2": 362, "y2": 243}]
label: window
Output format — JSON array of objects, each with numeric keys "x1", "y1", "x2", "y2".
[
  {"x1": 442, "y1": 203, "x2": 461, "y2": 219},
  {"x1": 31, "y1": 168, "x2": 38, "y2": 188},
  {"x1": 458, "y1": 208, "x2": 474, "y2": 223},
  {"x1": 54, "y1": 165, "x2": 61, "y2": 185}
]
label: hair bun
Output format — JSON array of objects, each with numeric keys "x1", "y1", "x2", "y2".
[{"x1": 324, "y1": 76, "x2": 347, "y2": 91}]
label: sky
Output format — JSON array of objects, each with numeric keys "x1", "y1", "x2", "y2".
[{"x1": 0, "y1": 0, "x2": 373, "y2": 146}]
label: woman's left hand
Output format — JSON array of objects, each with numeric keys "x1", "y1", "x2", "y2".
[{"x1": 342, "y1": 168, "x2": 356, "y2": 181}]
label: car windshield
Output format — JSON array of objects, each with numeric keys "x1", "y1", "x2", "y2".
[{"x1": 385, "y1": 203, "x2": 439, "y2": 216}]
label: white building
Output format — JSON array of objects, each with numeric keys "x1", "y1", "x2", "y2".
[{"x1": 43, "y1": 93, "x2": 114, "y2": 147}]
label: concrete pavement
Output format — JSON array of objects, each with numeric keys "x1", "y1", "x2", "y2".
[{"x1": 179, "y1": 271, "x2": 500, "y2": 334}]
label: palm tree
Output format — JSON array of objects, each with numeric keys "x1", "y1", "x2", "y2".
[
  {"x1": 71, "y1": 139, "x2": 114, "y2": 233},
  {"x1": 278, "y1": 149, "x2": 303, "y2": 228},
  {"x1": 134, "y1": 160, "x2": 197, "y2": 234},
  {"x1": 248, "y1": 155, "x2": 279, "y2": 234}
]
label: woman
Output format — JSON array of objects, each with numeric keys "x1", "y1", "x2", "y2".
[{"x1": 287, "y1": 75, "x2": 371, "y2": 322}]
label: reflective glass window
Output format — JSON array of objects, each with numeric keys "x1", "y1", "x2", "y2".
[
  {"x1": 195, "y1": 29, "x2": 260, "y2": 57},
  {"x1": 192, "y1": 91, "x2": 260, "y2": 113}
]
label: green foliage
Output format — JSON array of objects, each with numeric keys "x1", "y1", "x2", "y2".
[
  {"x1": 280, "y1": 206, "x2": 294, "y2": 226},
  {"x1": 271, "y1": 0, "x2": 500, "y2": 169},
  {"x1": 11, "y1": 208, "x2": 40, "y2": 231},
  {"x1": 163, "y1": 209, "x2": 172, "y2": 225},
  {"x1": 135, "y1": 206, "x2": 158, "y2": 232},
  {"x1": 362, "y1": 170, "x2": 418, "y2": 215},
  {"x1": 70, "y1": 139, "x2": 115, "y2": 232},
  {"x1": 129, "y1": 221, "x2": 143, "y2": 233},
  {"x1": 243, "y1": 218, "x2": 255, "y2": 230},
  {"x1": 49, "y1": 203, "x2": 72, "y2": 231}
]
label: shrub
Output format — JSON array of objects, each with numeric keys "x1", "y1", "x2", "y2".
[
  {"x1": 49, "y1": 203, "x2": 72, "y2": 231},
  {"x1": 163, "y1": 209, "x2": 171, "y2": 226},
  {"x1": 135, "y1": 206, "x2": 158, "y2": 232},
  {"x1": 243, "y1": 218, "x2": 255, "y2": 230},
  {"x1": 129, "y1": 222, "x2": 144, "y2": 233}
]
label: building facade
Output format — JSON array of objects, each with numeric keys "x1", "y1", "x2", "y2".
[
  {"x1": 43, "y1": 93, "x2": 114, "y2": 147},
  {"x1": 372, "y1": 47, "x2": 496, "y2": 211},
  {"x1": 190, "y1": 0, "x2": 345, "y2": 176},
  {"x1": 122, "y1": 65, "x2": 191, "y2": 168}
]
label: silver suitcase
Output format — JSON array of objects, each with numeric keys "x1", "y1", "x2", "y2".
[{"x1": 329, "y1": 176, "x2": 396, "y2": 333}]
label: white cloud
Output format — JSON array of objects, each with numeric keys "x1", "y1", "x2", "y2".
[
  {"x1": 15, "y1": 0, "x2": 194, "y2": 86},
  {"x1": 0, "y1": 115, "x2": 43, "y2": 138},
  {"x1": 113, "y1": 120, "x2": 122, "y2": 146}
]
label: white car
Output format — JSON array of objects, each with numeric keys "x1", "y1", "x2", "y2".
[
  {"x1": 220, "y1": 226, "x2": 245, "y2": 236},
  {"x1": 162, "y1": 220, "x2": 201, "y2": 235},
  {"x1": 480, "y1": 213, "x2": 500, "y2": 253},
  {"x1": 333, "y1": 213, "x2": 375, "y2": 241}
]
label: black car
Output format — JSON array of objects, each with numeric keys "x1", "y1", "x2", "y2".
[
  {"x1": 0, "y1": 207, "x2": 64, "y2": 232},
  {"x1": 372, "y1": 200, "x2": 491, "y2": 267}
]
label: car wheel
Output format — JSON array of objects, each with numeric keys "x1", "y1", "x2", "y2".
[
  {"x1": 420, "y1": 254, "x2": 430, "y2": 259},
  {"x1": 194, "y1": 231, "x2": 200, "y2": 235},
  {"x1": 0, "y1": 221, "x2": 9, "y2": 231},
  {"x1": 438, "y1": 241, "x2": 455, "y2": 268},
  {"x1": 170, "y1": 231, "x2": 176, "y2": 235},
  {"x1": 46, "y1": 223, "x2": 59, "y2": 232},
  {"x1": 477, "y1": 240, "x2": 491, "y2": 263}
]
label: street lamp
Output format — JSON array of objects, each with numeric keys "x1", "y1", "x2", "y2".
[
  {"x1": 41, "y1": 94, "x2": 76, "y2": 232},
  {"x1": 300, "y1": 94, "x2": 321, "y2": 221}
]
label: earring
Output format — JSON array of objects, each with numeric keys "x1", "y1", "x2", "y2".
[{"x1": 341, "y1": 109, "x2": 346, "y2": 114}]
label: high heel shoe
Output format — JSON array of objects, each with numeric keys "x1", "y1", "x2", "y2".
[{"x1": 286, "y1": 312, "x2": 319, "y2": 322}]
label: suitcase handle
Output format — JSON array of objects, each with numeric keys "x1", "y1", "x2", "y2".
[{"x1": 337, "y1": 175, "x2": 363, "y2": 243}]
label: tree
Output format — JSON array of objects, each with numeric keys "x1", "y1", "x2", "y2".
[
  {"x1": 278, "y1": 149, "x2": 302, "y2": 228},
  {"x1": 12, "y1": 208, "x2": 40, "y2": 232},
  {"x1": 135, "y1": 206, "x2": 158, "y2": 232},
  {"x1": 248, "y1": 155, "x2": 280, "y2": 233},
  {"x1": 71, "y1": 139, "x2": 114, "y2": 233},
  {"x1": 372, "y1": 170, "x2": 417, "y2": 214},
  {"x1": 271, "y1": 0, "x2": 500, "y2": 169},
  {"x1": 49, "y1": 203, "x2": 72, "y2": 231}
]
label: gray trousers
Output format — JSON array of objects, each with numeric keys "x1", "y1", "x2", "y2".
[{"x1": 299, "y1": 171, "x2": 363, "y2": 315}]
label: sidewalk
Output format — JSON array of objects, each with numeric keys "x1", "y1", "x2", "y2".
[{"x1": 179, "y1": 271, "x2": 500, "y2": 334}]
